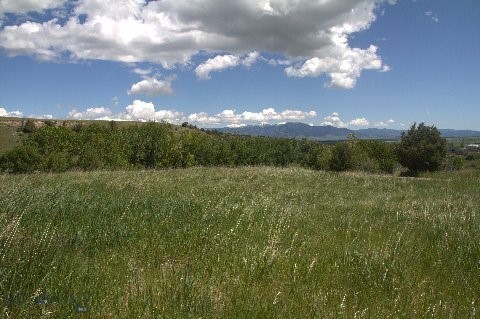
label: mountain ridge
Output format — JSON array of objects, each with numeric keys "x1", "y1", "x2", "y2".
[{"x1": 217, "y1": 122, "x2": 480, "y2": 141}]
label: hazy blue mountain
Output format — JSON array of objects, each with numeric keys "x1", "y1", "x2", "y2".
[
  {"x1": 438, "y1": 129, "x2": 480, "y2": 138},
  {"x1": 217, "y1": 122, "x2": 350, "y2": 140},
  {"x1": 217, "y1": 122, "x2": 480, "y2": 140},
  {"x1": 356, "y1": 128, "x2": 402, "y2": 139}
]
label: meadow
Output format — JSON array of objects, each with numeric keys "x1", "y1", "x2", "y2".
[{"x1": 0, "y1": 167, "x2": 479, "y2": 318}]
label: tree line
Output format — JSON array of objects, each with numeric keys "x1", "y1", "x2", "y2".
[{"x1": 0, "y1": 121, "x2": 448, "y2": 174}]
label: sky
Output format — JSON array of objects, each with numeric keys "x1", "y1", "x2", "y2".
[{"x1": 0, "y1": 0, "x2": 479, "y2": 130}]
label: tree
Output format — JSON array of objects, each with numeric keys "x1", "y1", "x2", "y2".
[{"x1": 397, "y1": 122, "x2": 446, "y2": 172}]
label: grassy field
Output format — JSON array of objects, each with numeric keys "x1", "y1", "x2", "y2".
[{"x1": 0, "y1": 167, "x2": 479, "y2": 318}]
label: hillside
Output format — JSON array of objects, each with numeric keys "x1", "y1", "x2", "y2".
[
  {"x1": 218, "y1": 122, "x2": 480, "y2": 140},
  {"x1": 1, "y1": 167, "x2": 478, "y2": 317}
]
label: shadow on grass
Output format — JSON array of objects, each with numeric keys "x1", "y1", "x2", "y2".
[{"x1": 399, "y1": 170, "x2": 420, "y2": 177}]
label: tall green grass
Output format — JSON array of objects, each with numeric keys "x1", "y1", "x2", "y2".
[{"x1": 0, "y1": 167, "x2": 479, "y2": 318}]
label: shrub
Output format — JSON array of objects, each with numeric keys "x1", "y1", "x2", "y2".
[
  {"x1": 44, "y1": 151, "x2": 71, "y2": 172},
  {"x1": 329, "y1": 142, "x2": 354, "y2": 171},
  {"x1": 310, "y1": 146, "x2": 332, "y2": 170},
  {"x1": 22, "y1": 120, "x2": 37, "y2": 133},
  {"x1": 355, "y1": 140, "x2": 398, "y2": 174},
  {"x1": 465, "y1": 153, "x2": 476, "y2": 161},
  {"x1": 0, "y1": 145, "x2": 42, "y2": 173},
  {"x1": 25, "y1": 126, "x2": 74, "y2": 155},
  {"x1": 128, "y1": 122, "x2": 176, "y2": 168},
  {"x1": 443, "y1": 155, "x2": 463, "y2": 171},
  {"x1": 397, "y1": 122, "x2": 446, "y2": 173}
]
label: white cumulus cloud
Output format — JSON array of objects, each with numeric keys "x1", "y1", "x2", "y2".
[
  {"x1": 285, "y1": 45, "x2": 386, "y2": 89},
  {"x1": 374, "y1": 118, "x2": 396, "y2": 127},
  {"x1": 68, "y1": 101, "x2": 184, "y2": 123},
  {"x1": 195, "y1": 51, "x2": 263, "y2": 79},
  {"x1": 122, "y1": 100, "x2": 183, "y2": 122},
  {"x1": 195, "y1": 55, "x2": 240, "y2": 80},
  {"x1": 321, "y1": 113, "x2": 381, "y2": 128},
  {"x1": 321, "y1": 112, "x2": 347, "y2": 127},
  {"x1": 187, "y1": 108, "x2": 317, "y2": 125},
  {"x1": 128, "y1": 76, "x2": 175, "y2": 96},
  {"x1": 280, "y1": 109, "x2": 317, "y2": 120},
  {"x1": 68, "y1": 107, "x2": 112, "y2": 120},
  {"x1": 132, "y1": 67, "x2": 152, "y2": 76},
  {"x1": 242, "y1": 51, "x2": 260, "y2": 67},
  {"x1": 187, "y1": 112, "x2": 221, "y2": 125},
  {"x1": 0, "y1": 0, "x2": 394, "y2": 87},
  {"x1": 0, "y1": 0, "x2": 68, "y2": 16},
  {"x1": 349, "y1": 117, "x2": 370, "y2": 127},
  {"x1": 0, "y1": 107, "x2": 23, "y2": 117},
  {"x1": 124, "y1": 100, "x2": 156, "y2": 121}
]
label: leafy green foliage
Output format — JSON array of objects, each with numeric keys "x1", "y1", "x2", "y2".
[
  {"x1": 397, "y1": 122, "x2": 446, "y2": 172},
  {"x1": 0, "y1": 121, "x2": 399, "y2": 174},
  {"x1": 355, "y1": 140, "x2": 397, "y2": 174},
  {"x1": 327, "y1": 139, "x2": 397, "y2": 173},
  {"x1": 43, "y1": 151, "x2": 71, "y2": 172},
  {"x1": 443, "y1": 155, "x2": 464, "y2": 171},
  {"x1": 329, "y1": 142, "x2": 354, "y2": 171},
  {"x1": 0, "y1": 144, "x2": 42, "y2": 173}
]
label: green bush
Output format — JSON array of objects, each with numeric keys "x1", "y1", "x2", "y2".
[
  {"x1": 43, "y1": 151, "x2": 71, "y2": 172},
  {"x1": 128, "y1": 122, "x2": 176, "y2": 168},
  {"x1": 397, "y1": 123, "x2": 446, "y2": 172},
  {"x1": 326, "y1": 139, "x2": 398, "y2": 174},
  {"x1": 443, "y1": 155, "x2": 464, "y2": 171},
  {"x1": 355, "y1": 140, "x2": 397, "y2": 174},
  {"x1": 0, "y1": 145, "x2": 42, "y2": 173},
  {"x1": 310, "y1": 145, "x2": 331, "y2": 170},
  {"x1": 0, "y1": 121, "x2": 406, "y2": 174},
  {"x1": 329, "y1": 142, "x2": 354, "y2": 171}
]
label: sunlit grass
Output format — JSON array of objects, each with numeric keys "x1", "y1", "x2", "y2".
[{"x1": 0, "y1": 167, "x2": 479, "y2": 318}]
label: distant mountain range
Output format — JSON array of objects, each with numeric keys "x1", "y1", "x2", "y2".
[{"x1": 217, "y1": 122, "x2": 480, "y2": 141}]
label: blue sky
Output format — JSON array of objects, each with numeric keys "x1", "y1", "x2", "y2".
[{"x1": 0, "y1": 0, "x2": 479, "y2": 129}]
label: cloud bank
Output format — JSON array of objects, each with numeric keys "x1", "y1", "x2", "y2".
[
  {"x1": 68, "y1": 101, "x2": 183, "y2": 123},
  {"x1": 0, "y1": 0, "x2": 392, "y2": 88},
  {"x1": 188, "y1": 108, "x2": 317, "y2": 125},
  {"x1": 66, "y1": 102, "x2": 317, "y2": 126},
  {"x1": 0, "y1": 107, "x2": 23, "y2": 117},
  {"x1": 4, "y1": 104, "x2": 396, "y2": 129},
  {"x1": 321, "y1": 112, "x2": 394, "y2": 128},
  {"x1": 0, "y1": 0, "x2": 68, "y2": 16}
]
